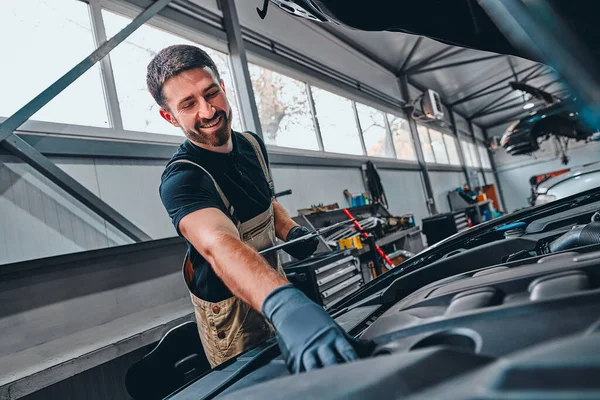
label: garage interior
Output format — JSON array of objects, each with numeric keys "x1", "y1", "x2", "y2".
[{"x1": 1, "y1": 0, "x2": 599, "y2": 399}]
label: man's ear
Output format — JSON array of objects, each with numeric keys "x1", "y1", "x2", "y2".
[
  {"x1": 159, "y1": 108, "x2": 179, "y2": 127},
  {"x1": 220, "y1": 79, "x2": 226, "y2": 93}
]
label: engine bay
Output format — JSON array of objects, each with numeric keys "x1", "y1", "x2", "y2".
[{"x1": 169, "y1": 198, "x2": 600, "y2": 400}]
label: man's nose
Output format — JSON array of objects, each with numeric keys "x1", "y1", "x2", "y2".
[{"x1": 197, "y1": 99, "x2": 216, "y2": 119}]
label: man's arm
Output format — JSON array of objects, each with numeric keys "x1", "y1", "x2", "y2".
[
  {"x1": 179, "y1": 207, "x2": 288, "y2": 311},
  {"x1": 272, "y1": 200, "x2": 298, "y2": 241},
  {"x1": 179, "y1": 205, "x2": 364, "y2": 373}
]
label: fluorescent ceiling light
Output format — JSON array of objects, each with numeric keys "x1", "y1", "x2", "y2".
[{"x1": 523, "y1": 102, "x2": 534, "y2": 110}]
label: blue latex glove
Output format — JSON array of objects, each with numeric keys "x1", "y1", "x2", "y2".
[
  {"x1": 284, "y1": 226, "x2": 319, "y2": 260},
  {"x1": 262, "y1": 284, "x2": 364, "y2": 373}
]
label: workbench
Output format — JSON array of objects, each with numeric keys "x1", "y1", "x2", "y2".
[{"x1": 292, "y1": 205, "x2": 424, "y2": 283}]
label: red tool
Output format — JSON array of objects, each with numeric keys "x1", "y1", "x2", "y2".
[{"x1": 342, "y1": 208, "x2": 395, "y2": 269}]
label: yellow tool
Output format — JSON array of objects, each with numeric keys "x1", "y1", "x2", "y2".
[{"x1": 337, "y1": 235, "x2": 363, "y2": 250}]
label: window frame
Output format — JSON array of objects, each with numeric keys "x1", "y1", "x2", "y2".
[
  {"x1": 427, "y1": 127, "x2": 451, "y2": 165},
  {"x1": 5, "y1": 0, "x2": 483, "y2": 173},
  {"x1": 387, "y1": 113, "x2": 417, "y2": 162},
  {"x1": 442, "y1": 133, "x2": 462, "y2": 166},
  {"x1": 355, "y1": 102, "x2": 395, "y2": 159}
]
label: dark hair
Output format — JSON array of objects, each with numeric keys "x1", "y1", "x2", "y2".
[{"x1": 146, "y1": 44, "x2": 222, "y2": 108}]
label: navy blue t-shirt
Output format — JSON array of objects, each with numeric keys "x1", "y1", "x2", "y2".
[{"x1": 159, "y1": 131, "x2": 272, "y2": 302}]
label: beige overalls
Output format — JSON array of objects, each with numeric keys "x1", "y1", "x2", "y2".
[{"x1": 172, "y1": 133, "x2": 285, "y2": 368}]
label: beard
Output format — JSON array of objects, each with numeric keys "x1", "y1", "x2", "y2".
[{"x1": 183, "y1": 109, "x2": 232, "y2": 147}]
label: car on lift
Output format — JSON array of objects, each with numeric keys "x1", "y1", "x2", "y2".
[
  {"x1": 498, "y1": 83, "x2": 595, "y2": 163},
  {"x1": 146, "y1": 2, "x2": 600, "y2": 399}
]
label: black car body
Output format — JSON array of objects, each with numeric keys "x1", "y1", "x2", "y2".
[{"x1": 165, "y1": 185, "x2": 600, "y2": 399}]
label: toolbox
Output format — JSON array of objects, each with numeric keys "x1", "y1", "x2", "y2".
[
  {"x1": 283, "y1": 249, "x2": 363, "y2": 310},
  {"x1": 422, "y1": 211, "x2": 470, "y2": 245}
]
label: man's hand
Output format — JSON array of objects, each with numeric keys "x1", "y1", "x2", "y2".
[
  {"x1": 262, "y1": 284, "x2": 365, "y2": 373},
  {"x1": 285, "y1": 226, "x2": 319, "y2": 260}
]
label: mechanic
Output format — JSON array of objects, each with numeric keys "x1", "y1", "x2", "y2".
[{"x1": 147, "y1": 44, "x2": 362, "y2": 372}]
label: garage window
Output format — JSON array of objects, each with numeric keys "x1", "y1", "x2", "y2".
[
  {"x1": 387, "y1": 114, "x2": 416, "y2": 161},
  {"x1": 311, "y1": 87, "x2": 363, "y2": 155},
  {"x1": 356, "y1": 103, "x2": 394, "y2": 158},
  {"x1": 443, "y1": 134, "x2": 461, "y2": 166},
  {"x1": 417, "y1": 125, "x2": 436, "y2": 163},
  {"x1": 1, "y1": 0, "x2": 108, "y2": 127},
  {"x1": 478, "y1": 144, "x2": 492, "y2": 169},
  {"x1": 248, "y1": 64, "x2": 319, "y2": 150},
  {"x1": 428, "y1": 128, "x2": 449, "y2": 164},
  {"x1": 102, "y1": 9, "x2": 242, "y2": 135},
  {"x1": 460, "y1": 139, "x2": 474, "y2": 167},
  {"x1": 468, "y1": 142, "x2": 480, "y2": 168}
]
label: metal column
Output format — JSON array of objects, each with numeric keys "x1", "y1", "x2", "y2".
[
  {"x1": 351, "y1": 101, "x2": 368, "y2": 156},
  {"x1": 0, "y1": 0, "x2": 173, "y2": 242},
  {"x1": 483, "y1": 128, "x2": 508, "y2": 212},
  {"x1": 306, "y1": 84, "x2": 325, "y2": 151},
  {"x1": 468, "y1": 120, "x2": 487, "y2": 186},
  {"x1": 89, "y1": 0, "x2": 124, "y2": 130},
  {"x1": 398, "y1": 75, "x2": 438, "y2": 215},
  {"x1": 448, "y1": 108, "x2": 471, "y2": 187},
  {"x1": 220, "y1": 0, "x2": 263, "y2": 138},
  {"x1": 383, "y1": 113, "x2": 398, "y2": 159}
]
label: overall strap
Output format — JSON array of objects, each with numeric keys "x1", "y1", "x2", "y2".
[
  {"x1": 241, "y1": 132, "x2": 275, "y2": 199},
  {"x1": 168, "y1": 159, "x2": 239, "y2": 225}
]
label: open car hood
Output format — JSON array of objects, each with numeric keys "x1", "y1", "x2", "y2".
[{"x1": 269, "y1": 0, "x2": 600, "y2": 64}]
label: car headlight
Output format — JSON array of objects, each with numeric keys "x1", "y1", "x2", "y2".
[{"x1": 535, "y1": 194, "x2": 557, "y2": 205}]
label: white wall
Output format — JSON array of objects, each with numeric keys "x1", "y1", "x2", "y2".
[
  {"x1": 0, "y1": 155, "x2": 172, "y2": 265},
  {"x1": 271, "y1": 165, "x2": 365, "y2": 215},
  {"x1": 0, "y1": 156, "x2": 124, "y2": 264},
  {"x1": 0, "y1": 150, "x2": 438, "y2": 265},
  {"x1": 429, "y1": 171, "x2": 465, "y2": 214},
  {"x1": 379, "y1": 169, "x2": 430, "y2": 225}
]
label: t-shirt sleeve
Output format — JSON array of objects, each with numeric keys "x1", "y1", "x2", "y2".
[{"x1": 159, "y1": 163, "x2": 225, "y2": 236}]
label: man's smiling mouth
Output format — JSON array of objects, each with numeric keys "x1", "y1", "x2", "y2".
[{"x1": 200, "y1": 114, "x2": 222, "y2": 129}]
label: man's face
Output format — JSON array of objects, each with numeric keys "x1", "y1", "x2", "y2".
[{"x1": 160, "y1": 67, "x2": 232, "y2": 147}]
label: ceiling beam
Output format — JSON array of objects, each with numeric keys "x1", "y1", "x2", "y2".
[
  {"x1": 507, "y1": 57, "x2": 519, "y2": 81},
  {"x1": 470, "y1": 90, "x2": 520, "y2": 119},
  {"x1": 540, "y1": 77, "x2": 563, "y2": 90},
  {"x1": 474, "y1": 100, "x2": 532, "y2": 119},
  {"x1": 405, "y1": 47, "x2": 467, "y2": 74},
  {"x1": 522, "y1": 67, "x2": 553, "y2": 83},
  {"x1": 397, "y1": 36, "x2": 424, "y2": 74},
  {"x1": 519, "y1": 64, "x2": 543, "y2": 81},
  {"x1": 551, "y1": 88, "x2": 571, "y2": 97},
  {"x1": 474, "y1": 97, "x2": 528, "y2": 119},
  {"x1": 450, "y1": 64, "x2": 538, "y2": 106},
  {"x1": 484, "y1": 107, "x2": 536, "y2": 129},
  {"x1": 469, "y1": 67, "x2": 558, "y2": 118},
  {"x1": 410, "y1": 54, "x2": 504, "y2": 74}
]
